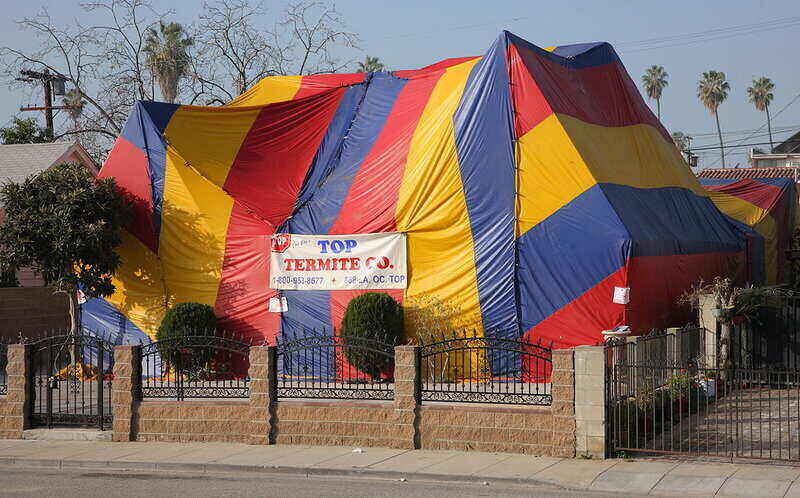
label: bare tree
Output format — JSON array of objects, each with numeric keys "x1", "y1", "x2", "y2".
[
  {"x1": 189, "y1": 0, "x2": 359, "y2": 105},
  {"x1": 0, "y1": 1, "x2": 170, "y2": 158},
  {"x1": 278, "y1": 1, "x2": 359, "y2": 75},
  {"x1": 190, "y1": 0, "x2": 280, "y2": 103},
  {"x1": 1, "y1": 0, "x2": 360, "y2": 156}
]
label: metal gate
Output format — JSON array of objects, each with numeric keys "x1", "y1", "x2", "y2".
[
  {"x1": 605, "y1": 330, "x2": 800, "y2": 462},
  {"x1": 29, "y1": 332, "x2": 114, "y2": 430}
]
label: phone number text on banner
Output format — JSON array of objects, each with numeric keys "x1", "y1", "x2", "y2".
[{"x1": 269, "y1": 233, "x2": 407, "y2": 290}]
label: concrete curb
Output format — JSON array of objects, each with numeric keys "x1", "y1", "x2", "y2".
[{"x1": 0, "y1": 457, "x2": 578, "y2": 491}]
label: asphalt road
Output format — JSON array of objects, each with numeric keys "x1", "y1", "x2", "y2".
[{"x1": 0, "y1": 467, "x2": 626, "y2": 497}]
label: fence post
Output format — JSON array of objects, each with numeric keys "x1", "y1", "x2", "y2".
[
  {"x1": 574, "y1": 345, "x2": 607, "y2": 459},
  {"x1": 698, "y1": 293, "x2": 720, "y2": 369},
  {"x1": 0, "y1": 344, "x2": 31, "y2": 438},
  {"x1": 247, "y1": 344, "x2": 276, "y2": 445},
  {"x1": 550, "y1": 349, "x2": 576, "y2": 457},
  {"x1": 112, "y1": 345, "x2": 140, "y2": 442},
  {"x1": 394, "y1": 345, "x2": 420, "y2": 449},
  {"x1": 666, "y1": 327, "x2": 681, "y2": 366}
]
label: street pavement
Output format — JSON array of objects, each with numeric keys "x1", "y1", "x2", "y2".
[{"x1": 2, "y1": 438, "x2": 800, "y2": 496}]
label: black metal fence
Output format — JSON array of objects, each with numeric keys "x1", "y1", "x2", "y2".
[
  {"x1": 606, "y1": 325, "x2": 713, "y2": 399},
  {"x1": 606, "y1": 324, "x2": 800, "y2": 461},
  {"x1": 139, "y1": 330, "x2": 252, "y2": 400},
  {"x1": 418, "y1": 331, "x2": 552, "y2": 406},
  {"x1": 28, "y1": 330, "x2": 114, "y2": 430},
  {"x1": 276, "y1": 329, "x2": 395, "y2": 401},
  {"x1": 728, "y1": 295, "x2": 800, "y2": 370},
  {"x1": 0, "y1": 343, "x2": 7, "y2": 396}
]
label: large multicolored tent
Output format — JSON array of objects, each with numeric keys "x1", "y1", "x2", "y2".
[
  {"x1": 699, "y1": 177, "x2": 796, "y2": 285},
  {"x1": 83, "y1": 31, "x2": 754, "y2": 350}
]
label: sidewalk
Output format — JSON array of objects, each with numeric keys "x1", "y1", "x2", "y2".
[{"x1": 2, "y1": 438, "x2": 800, "y2": 496}]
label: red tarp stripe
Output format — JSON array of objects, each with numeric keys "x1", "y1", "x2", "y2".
[
  {"x1": 704, "y1": 178, "x2": 785, "y2": 213},
  {"x1": 214, "y1": 202, "x2": 280, "y2": 343},
  {"x1": 98, "y1": 137, "x2": 158, "y2": 253},
  {"x1": 327, "y1": 70, "x2": 444, "y2": 234},
  {"x1": 507, "y1": 43, "x2": 554, "y2": 138},
  {"x1": 223, "y1": 88, "x2": 347, "y2": 227},
  {"x1": 393, "y1": 56, "x2": 480, "y2": 79},
  {"x1": 529, "y1": 250, "x2": 744, "y2": 349},
  {"x1": 511, "y1": 41, "x2": 669, "y2": 141},
  {"x1": 294, "y1": 73, "x2": 366, "y2": 100}
]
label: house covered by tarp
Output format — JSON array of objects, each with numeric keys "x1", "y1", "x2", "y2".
[
  {"x1": 699, "y1": 177, "x2": 796, "y2": 285},
  {"x1": 82, "y1": 31, "x2": 756, "y2": 351}
]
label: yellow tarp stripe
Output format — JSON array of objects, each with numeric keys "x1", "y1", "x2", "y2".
[
  {"x1": 105, "y1": 230, "x2": 166, "y2": 340},
  {"x1": 706, "y1": 190, "x2": 778, "y2": 284},
  {"x1": 516, "y1": 113, "x2": 706, "y2": 237},
  {"x1": 226, "y1": 76, "x2": 303, "y2": 107},
  {"x1": 395, "y1": 58, "x2": 484, "y2": 342}
]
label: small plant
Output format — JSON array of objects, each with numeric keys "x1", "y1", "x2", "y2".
[
  {"x1": 340, "y1": 292, "x2": 403, "y2": 378},
  {"x1": 156, "y1": 302, "x2": 218, "y2": 375}
]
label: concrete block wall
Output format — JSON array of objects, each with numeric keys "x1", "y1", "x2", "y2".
[
  {"x1": 0, "y1": 345, "x2": 30, "y2": 438},
  {"x1": 2, "y1": 342, "x2": 604, "y2": 458},
  {"x1": 272, "y1": 345, "x2": 419, "y2": 450},
  {"x1": 574, "y1": 346, "x2": 606, "y2": 458},
  {"x1": 134, "y1": 402, "x2": 254, "y2": 443},
  {"x1": 417, "y1": 349, "x2": 576, "y2": 457}
]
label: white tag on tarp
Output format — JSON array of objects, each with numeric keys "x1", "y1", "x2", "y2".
[
  {"x1": 612, "y1": 286, "x2": 630, "y2": 304},
  {"x1": 269, "y1": 296, "x2": 289, "y2": 312},
  {"x1": 77, "y1": 290, "x2": 87, "y2": 304}
]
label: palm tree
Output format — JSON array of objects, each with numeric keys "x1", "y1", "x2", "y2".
[
  {"x1": 143, "y1": 21, "x2": 193, "y2": 103},
  {"x1": 642, "y1": 65, "x2": 669, "y2": 120},
  {"x1": 698, "y1": 70, "x2": 730, "y2": 168},
  {"x1": 357, "y1": 55, "x2": 385, "y2": 73},
  {"x1": 747, "y1": 76, "x2": 776, "y2": 152}
]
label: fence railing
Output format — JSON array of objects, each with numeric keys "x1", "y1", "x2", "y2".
[
  {"x1": 605, "y1": 325, "x2": 712, "y2": 401},
  {"x1": 608, "y1": 347, "x2": 800, "y2": 461},
  {"x1": 139, "y1": 330, "x2": 252, "y2": 400},
  {"x1": 0, "y1": 343, "x2": 7, "y2": 396},
  {"x1": 728, "y1": 295, "x2": 800, "y2": 370},
  {"x1": 276, "y1": 329, "x2": 395, "y2": 401},
  {"x1": 418, "y1": 331, "x2": 552, "y2": 406}
]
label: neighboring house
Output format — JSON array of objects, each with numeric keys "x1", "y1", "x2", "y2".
[
  {"x1": 0, "y1": 141, "x2": 98, "y2": 286},
  {"x1": 750, "y1": 130, "x2": 800, "y2": 169},
  {"x1": 697, "y1": 131, "x2": 800, "y2": 183}
]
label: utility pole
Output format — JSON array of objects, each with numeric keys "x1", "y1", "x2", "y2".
[{"x1": 16, "y1": 69, "x2": 69, "y2": 139}]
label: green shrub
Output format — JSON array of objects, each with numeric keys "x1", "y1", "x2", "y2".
[
  {"x1": 340, "y1": 292, "x2": 403, "y2": 378},
  {"x1": 156, "y1": 302, "x2": 218, "y2": 375}
]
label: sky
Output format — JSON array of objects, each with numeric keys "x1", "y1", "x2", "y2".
[{"x1": 1, "y1": 0, "x2": 798, "y2": 169}]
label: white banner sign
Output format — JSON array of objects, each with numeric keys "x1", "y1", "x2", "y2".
[{"x1": 269, "y1": 233, "x2": 407, "y2": 290}]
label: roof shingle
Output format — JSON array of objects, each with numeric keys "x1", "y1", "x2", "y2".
[
  {"x1": 0, "y1": 142, "x2": 77, "y2": 184},
  {"x1": 696, "y1": 167, "x2": 799, "y2": 182}
]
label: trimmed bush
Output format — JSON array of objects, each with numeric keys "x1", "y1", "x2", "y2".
[
  {"x1": 156, "y1": 302, "x2": 218, "y2": 374},
  {"x1": 340, "y1": 292, "x2": 403, "y2": 378}
]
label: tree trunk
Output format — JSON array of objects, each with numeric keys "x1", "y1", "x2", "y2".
[
  {"x1": 715, "y1": 110, "x2": 725, "y2": 168},
  {"x1": 66, "y1": 290, "x2": 80, "y2": 370},
  {"x1": 766, "y1": 104, "x2": 774, "y2": 152},
  {"x1": 657, "y1": 98, "x2": 661, "y2": 120}
]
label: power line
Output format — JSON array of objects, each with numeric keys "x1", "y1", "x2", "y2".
[
  {"x1": 691, "y1": 140, "x2": 789, "y2": 152},
  {"x1": 705, "y1": 91, "x2": 800, "y2": 168},
  {"x1": 693, "y1": 128, "x2": 799, "y2": 148},
  {"x1": 616, "y1": 16, "x2": 800, "y2": 53},
  {"x1": 380, "y1": 16, "x2": 530, "y2": 40},
  {"x1": 686, "y1": 124, "x2": 800, "y2": 138}
]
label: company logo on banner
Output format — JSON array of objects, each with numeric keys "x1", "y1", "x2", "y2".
[{"x1": 269, "y1": 233, "x2": 407, "y2": 290}]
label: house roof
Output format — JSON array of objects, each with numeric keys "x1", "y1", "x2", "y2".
[
  {"x1": 774, "y1": 130, "x2": 800, "y2": 154},
  {"x1": 696, "y1": 166, "x2": 799, "y2": 181},
  {"x1": 0, "y1": 141, "x2": 97, "y2": 184}
]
